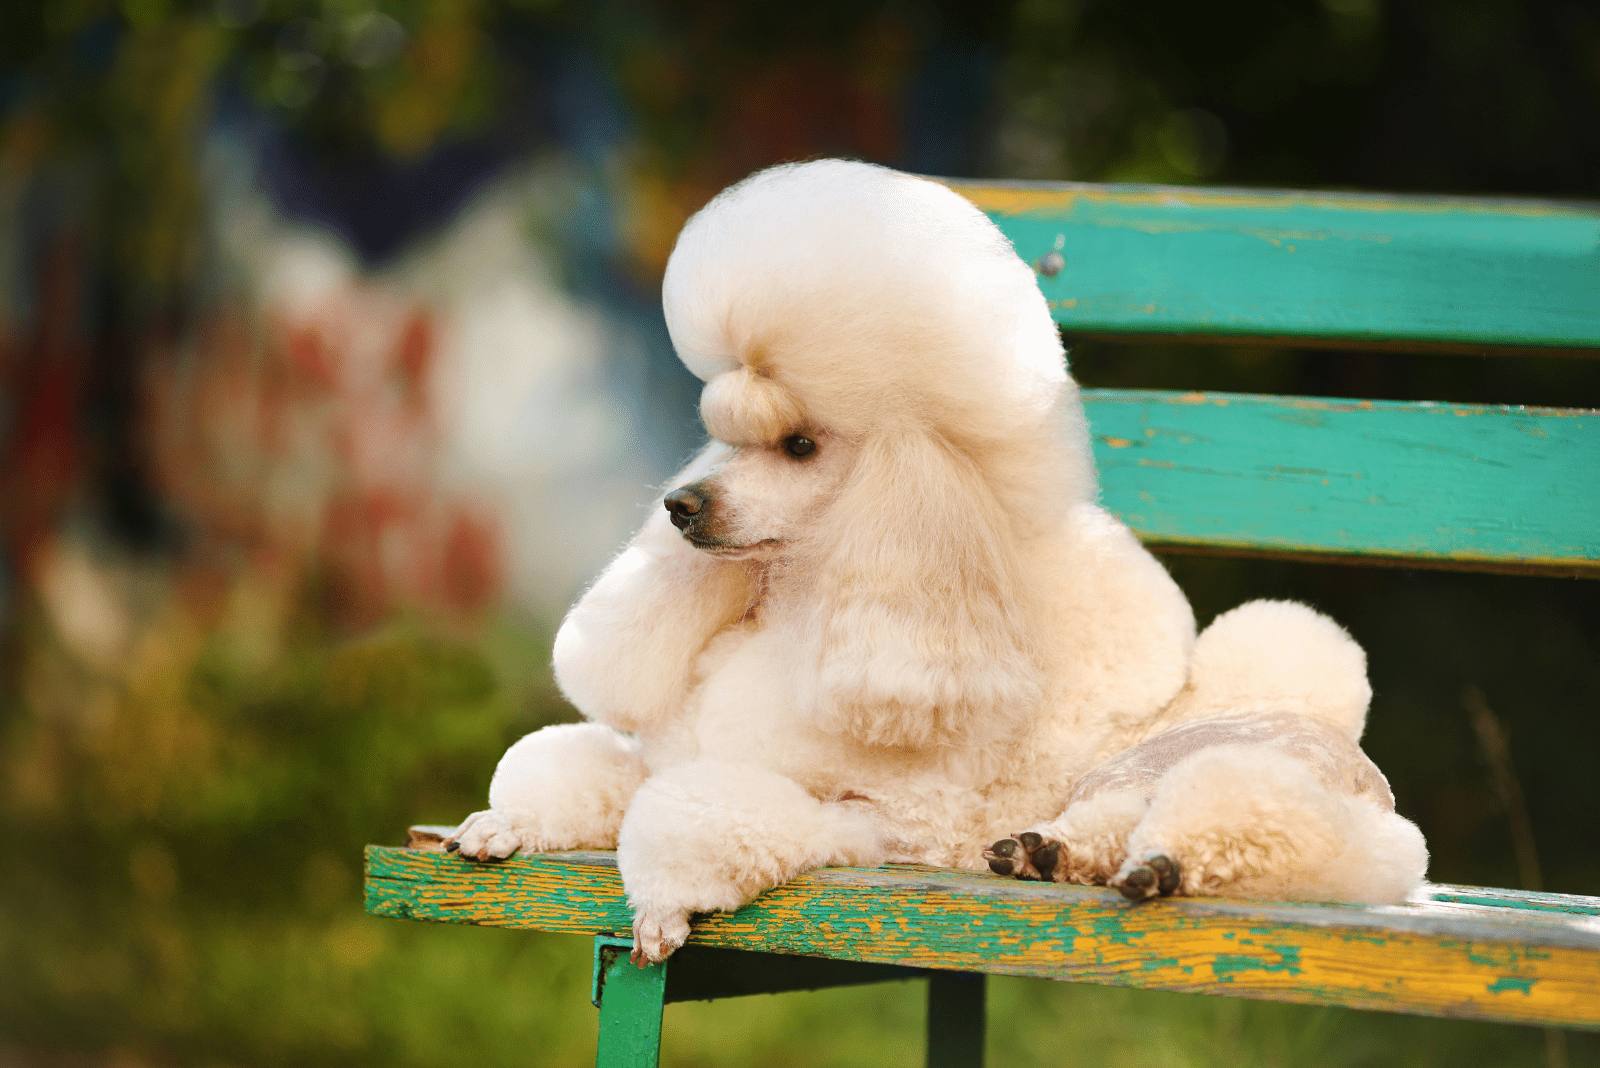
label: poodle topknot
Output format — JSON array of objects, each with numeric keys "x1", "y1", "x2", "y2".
[
  {"x1": 665, "y1": 160, "x2": 1088, "y2": 457},
  {"x1": 447, "y1": 159, "x2": 1428, "y2": 964}
]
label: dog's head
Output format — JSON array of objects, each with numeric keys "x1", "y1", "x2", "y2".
[
  {"x1": 659, "y1": 369, "x2": 855, "y2": 560},
  {"x1": 657, "y1": 161, "x2": 1098, "y2": 749}
]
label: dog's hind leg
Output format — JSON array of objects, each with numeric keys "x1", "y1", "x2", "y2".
[
  {"x1": 985, "y1": 789, "x2": 1148, "y2": 885},
  {"x1": 447, "y1": 722, "x2": 649, "y2": 861},
  {"x1": 616, "y1": 759, "x2": 886, "y2": 963},
  {"x1": 985, "y1": 711, "x2": 1426, "y2": 902},
  {"x1": 1112, "y1": 743, "x2": 1427, "y2": 904}
]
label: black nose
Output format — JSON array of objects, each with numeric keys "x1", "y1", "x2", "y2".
[{"x1": 663, "y1": 487, "x2": 705, "y2": 530}]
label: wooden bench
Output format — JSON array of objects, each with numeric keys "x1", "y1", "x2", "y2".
[{"x1": 364, "y1": 180, "x2": 1600, "y2": 1066}]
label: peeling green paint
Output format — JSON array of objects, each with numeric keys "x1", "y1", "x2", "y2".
[
  {"x1": 1089, "y1": 915, "x2": 1147, "y2": 945},
  {"x1": 1211, "y1": 945, "x2": 1304, "y2": 981},
  {"x1": 1342, "y1": 932, "x2": 1388, "y2": 947},
  {"x1": 1433, "y1": 891, "x2": 1600, "y2": 917},
  {"x1": 1139, "y1": 957, "x2": 1182, "y2": 972},
  {"x1": 1488, "y1": 977, "x2": 1538, "y2": 996}
]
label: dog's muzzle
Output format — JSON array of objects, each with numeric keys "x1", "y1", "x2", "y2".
[{"x1": 663, "y1": 487, "x2": 706, "y2": 533}]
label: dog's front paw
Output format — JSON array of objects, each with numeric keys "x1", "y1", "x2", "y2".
[
  {"x1": 444, "y1": 810, "x2": 527, "y2": 862},
  {"x1": 629, "y1": 907, "x2": 691, "y2": 965},
  {"x1": 983, "y1": 831, "x2": 1063, "y2": 881},
  {"x1": 1112, "y1": 850, "x2": 1181, "y2": 902}
]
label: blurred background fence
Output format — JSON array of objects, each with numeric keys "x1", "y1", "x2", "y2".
[{"x1": 1, "y1": 2, "x2": 1597, "y2": 1066}]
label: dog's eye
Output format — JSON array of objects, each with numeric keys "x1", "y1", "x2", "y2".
[{"x1": 783, "y1": 436, "x2": 816, "y2": 458}]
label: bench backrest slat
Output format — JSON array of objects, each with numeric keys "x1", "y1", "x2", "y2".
[
  {"x1": 1085, "y1": 390, "x2": 1599, "y2": 577},
  {"x1": 949, "y1": 181, "x2": 1600, "y2": 353}
]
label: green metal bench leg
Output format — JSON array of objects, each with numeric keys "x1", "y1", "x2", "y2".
[
  {"x1": 927, "y1": 971, "x2": 986, "y2": 1068},
  {"x1": 589, "y1": 934, "x2": 984, "y2": 1067},
  {"x1": 592, "y1": 936, "x2": 667, "y2": 1068}
]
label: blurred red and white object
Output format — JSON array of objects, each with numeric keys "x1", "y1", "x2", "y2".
[{"x1": 146, "y1": 167, "x2": 657, "y2": 628}]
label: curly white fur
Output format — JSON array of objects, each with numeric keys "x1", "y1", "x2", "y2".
[{"x1": 448, "y1": 160, "x2": 1428, "y2": 959}]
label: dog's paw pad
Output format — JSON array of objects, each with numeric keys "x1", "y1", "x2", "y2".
[
  {"x1": 984, "y1": 837, "x2": 1020, "y2": 876},
  {"x1": 1146, "y1": 852, "x2": 1181, "y2": 896},
  {"x1": 1117, "y1": 864, "x2": 1157, "y2": 900},
  {"x1": 1114, "y1": 850, "x2": 1181, "y2": 902},
  {"x1": 983, "y1": 833, "x2": 1063, "y2": 881},
  {"x1": 1032, "y1": 840, "x2": 1062, "y2": 879}
]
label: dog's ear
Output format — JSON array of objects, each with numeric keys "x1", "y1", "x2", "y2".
[{"x1": 792, "y1": 432, "x2": 1044, "y2": 749}]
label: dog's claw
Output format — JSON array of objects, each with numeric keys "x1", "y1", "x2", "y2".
[
  {"x1": 449, "y1": 810, "x2": 524, "y2": 862},
  {"x1": 630, "y1": 908, "x2": 689, "y2": 965},
  {"x1": 1118, "y1": 866, "x2": 1156, "y2": 900}
]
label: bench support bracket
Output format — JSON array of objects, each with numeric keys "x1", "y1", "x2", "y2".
[
  {"x1": 593, "y1": 936, "x2": 667, "y2": 1068},
  {"x1": 589, "y1": 934, "x2": 987, "y2": 1066}
]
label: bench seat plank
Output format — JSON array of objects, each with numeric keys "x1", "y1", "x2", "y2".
[
  {"x1": 1084, "y1": 390, "x2": 1599, "y2": 576},
  {"x1": 946, "y1": 181, "x2": 1600, "y2": 353},
  {"x1": 365, "y1": 846, "x2": 1600, "y2": 1030}
]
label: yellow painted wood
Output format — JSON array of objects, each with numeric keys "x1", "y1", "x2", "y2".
[{"x1": 366, "y1": 846, "x2": 1600, "y2": 1029}]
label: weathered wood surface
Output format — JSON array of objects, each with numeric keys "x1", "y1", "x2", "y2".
[
  {"x1": 1082, "y1": 390, "x2": 1599, "y2": 577},
  {"x1": 365, "y1": 845, "x2": 1600, "y2": 1029},
  {"x1": 945, "y1": 180, "x2": 1600, "y2": 353}
]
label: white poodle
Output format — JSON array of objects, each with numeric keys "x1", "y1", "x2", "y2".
[{"x1": 446, "y1": 160, "x2": 1429, "y2": 963}]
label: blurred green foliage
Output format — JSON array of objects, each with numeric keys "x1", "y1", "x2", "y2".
[{"x1": 0, "y1": 612, "x2": 576, "y2": 1064}]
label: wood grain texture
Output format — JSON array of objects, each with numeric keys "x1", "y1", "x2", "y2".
[
  {"x1": 365, "y1": 847, "x2": 1600, "y2": 1029},
  {"x1": 943, "y1": 180, "x2": 1600, "y2": 352},
  {"x1": 1082, "y1": 390, "x2": 1599, "y2": 576}
]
